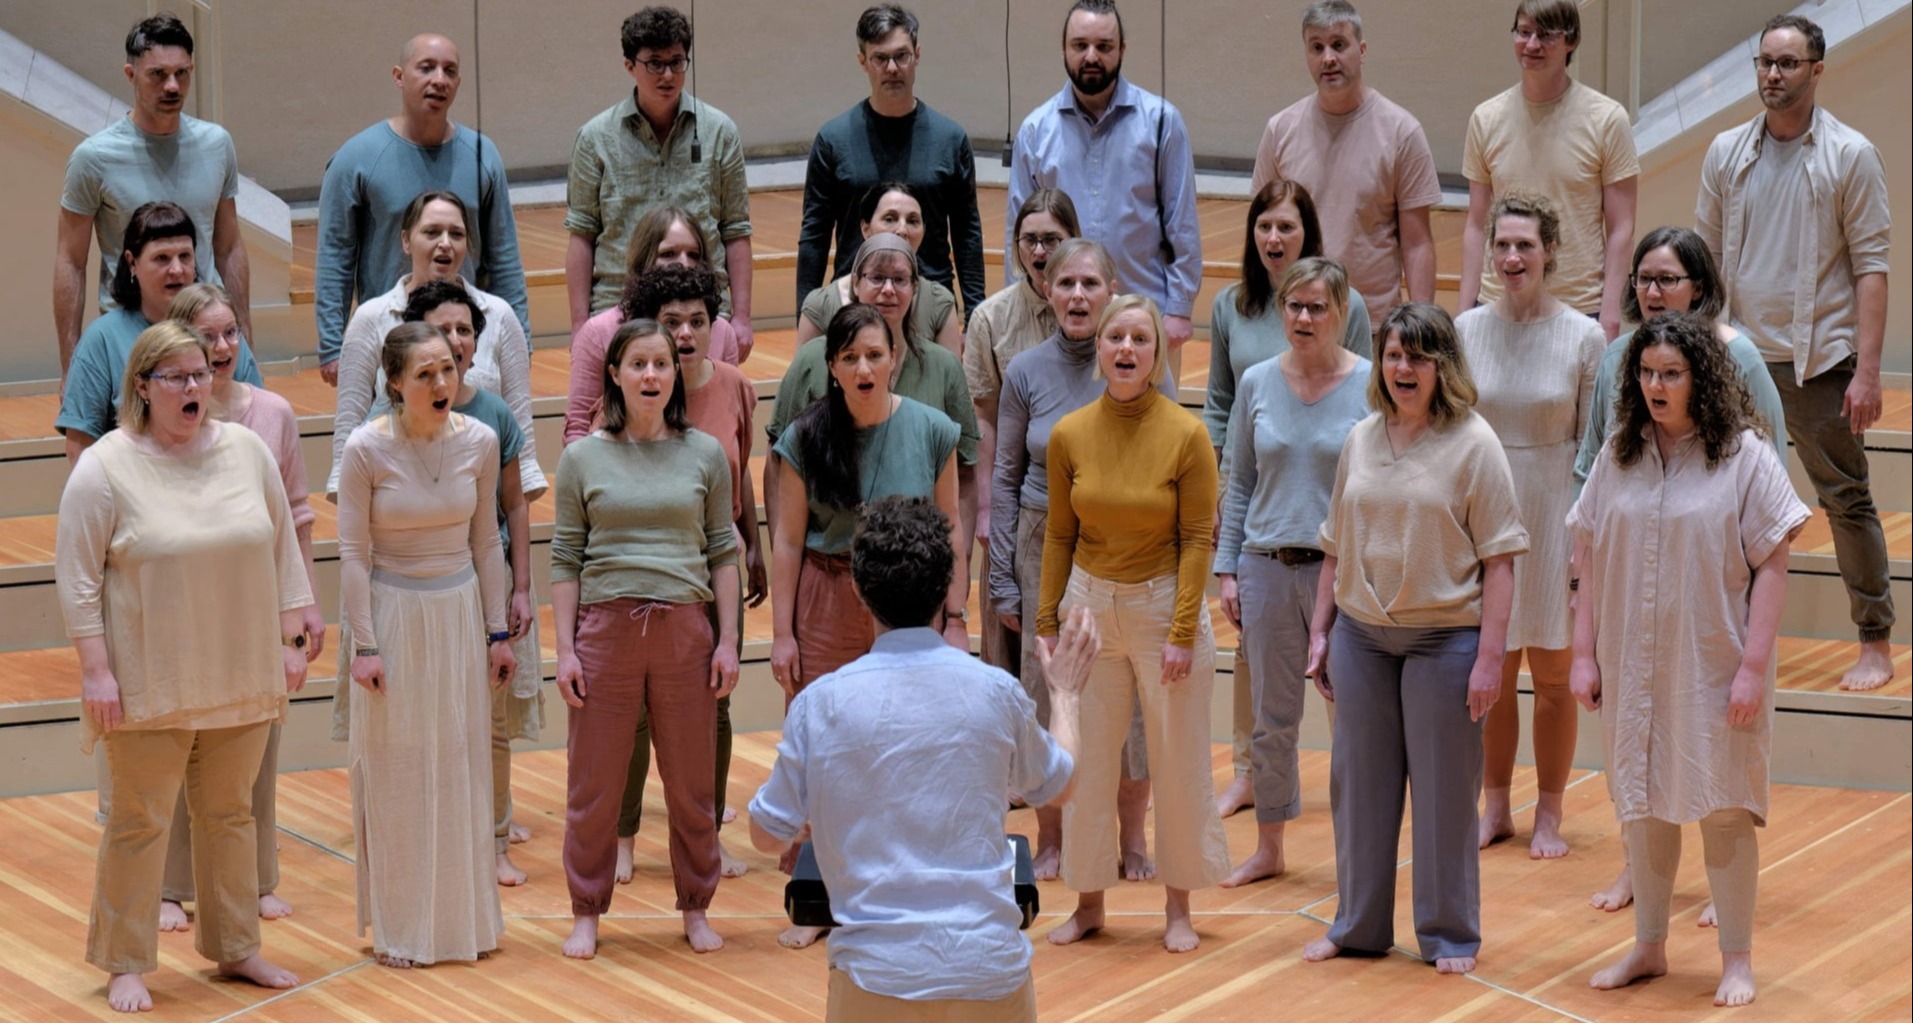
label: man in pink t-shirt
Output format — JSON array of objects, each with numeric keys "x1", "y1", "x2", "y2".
[{"x1": 1250, "y1": 0, "x2": 1442, "y2": 334}]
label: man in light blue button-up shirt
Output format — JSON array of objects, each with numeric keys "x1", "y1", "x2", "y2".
[
  {"x1": 750, "y1": 496, "x2": 1091, "y2": 1020},
  {"x1": 1008, "y1": 0, "x2": 1203, "y2": 354}
]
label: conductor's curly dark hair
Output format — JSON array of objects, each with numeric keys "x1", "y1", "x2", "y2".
[
  {"x1": 851, "y1": 496, "x2": 953, "y2": 630},
  {"x1": 1610, "y1": 312, "x2": 1766, "y2": 470}
]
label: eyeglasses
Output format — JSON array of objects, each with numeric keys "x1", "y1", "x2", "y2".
[
  {"x1": 635, "y1": 56, "x2": 689, "y2": 76},
  {"x1": 1754, "y1": 55, "x2": 1816, "y2": 75},
  {"x1": 145, "y1": 369, "x2": 213, "y2": 390},
  {"x1": 1630, "y1": 273, "x2": 1692, "y2": 292},
  {"x1": 1511, "y1": 28, "x2": 1566, "y2": 45},
  {"x1": 1017, "y1": 232, "x2": 1067, "y2": 251},
  {"x1": 866, "y1": 50, "x2": 918, "y2": 70},
  {"x1": 859, "y1": 273, "x2": 913, "y2": 292},
  {"x1": 1636, "y1": 366, "x2": 1688, "y2": 387},
  {"x1": 1284, "y1": 300, "x2": 1332, "y2": 319}
]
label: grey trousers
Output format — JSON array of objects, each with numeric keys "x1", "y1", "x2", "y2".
[
  {"x1": 1237, "y1": 554, "x2": 1320, "y2": 824},
  {"x1": 1767, "y1": 357, "x2": 1895, "y2": 641},
  {"x1": 1017, "y1": 508, "x2": 1147, "y2": 778},
  {"x1": 1326, "y1": 616, "x2": 1484, "y2": 962}
]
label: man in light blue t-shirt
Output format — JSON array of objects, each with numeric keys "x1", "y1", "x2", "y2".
[
  {"x1": 55, "y1": 13, "x2": 251, "y2": 375},
  {"x1": 314, "y1": 32, "x2": 528, "y2": 386},
  {"x1": 750, "y1": 496, "x2": 1093, "y2": 1021}
]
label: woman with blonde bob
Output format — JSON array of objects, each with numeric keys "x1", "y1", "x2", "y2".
[
  {"x1": 57, "y1": 321, "x2": 313, "y2": 1012},
  {"x1": 1039, "y1": 293, "x2": 1230, "y2": 954},
  {"x1": 1303, "y1": 303, "x2": 1528, "y2": 976}
]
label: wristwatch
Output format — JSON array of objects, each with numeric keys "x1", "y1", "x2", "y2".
[
  {"x1": 282, "y1": 632, "x2": 307, "y2": 651},
  {"x1": 355, "y1": 646, "x2": 380, "y2": 658},
  {"x1": 488, "y1": 629, "x2": 512, "y2": 644}
]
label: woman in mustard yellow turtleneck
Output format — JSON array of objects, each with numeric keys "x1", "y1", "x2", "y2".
[{"x1": 1037, "y1": 294, "x2": 1230, "y2": 955}]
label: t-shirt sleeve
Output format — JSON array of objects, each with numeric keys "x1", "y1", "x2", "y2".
[
  {"x1": 54, "y1": 329, "x2": 117, "y2": 439},
  {"x1": 61, "y1": 142, "x2": 103, "y2": 216},
  {"x1": 798, "y1": 283, "x2": 833, "y2": 335},
  {"x1": 1461, "y1": 106, "x2": 1491, "y2": 185},
  {"x1": 746, "y1": 698, "x2": 810, "y2": 841},
  {"x1": 941, "y1": 357, "x2": 980, "y2": 466},
  {"x1": 1565, "y1": 444, "x2": 1608, "y2": 545},
  {"x1": 493, "y1": 404, "x2": 526, "y2": 466},
  {"x1": 1465, "y1": 424, "x2": 1531, "y2": 560},
  {"x1": 1006, "y1": 682, "x2": 1074, "y2": 806},
  {"x1": 219, "y1": 129, "x2": 241, "y2": 201},
  {"x1": 1394, "y1": 117, "x2": 1444, "y2": 210},
  {"x1": 1598, "y1": 103, "x2": 1642, "y2": 184},
  {"x1": 1737, "y1": 437, "x2": 1811, "y2": 570}
]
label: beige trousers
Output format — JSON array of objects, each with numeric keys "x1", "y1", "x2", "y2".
[
  {"x1": 827, "y1": 970, "x2": 1036, "y2": 1023},
  {"x1": 89, "y1": 722, "x2": 273, "y2": 974},
  {"x1": 1625, "y1": 810, "x2": 1758, "y2": 953},
  {"x1": 1057, "y1": 567, "x2": 1230, "y2": 893},
  {"x1": 162, "y1": 722, "x2": 281, "y2": 902}
]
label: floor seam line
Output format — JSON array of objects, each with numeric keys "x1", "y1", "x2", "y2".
[{"x1": 204, "y1": 958, "x2": 373, "y2": 1022}]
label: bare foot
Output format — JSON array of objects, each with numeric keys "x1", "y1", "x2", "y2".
[
  {"x1": 105, "y1": 973, "x2": 152, "y2": 1013},
  {"x1": 1220, "y1": 846, "x2": 1285, "y2": 888},
  {"x1": 1435, "y1": 956, "x2": 1477, "y2": 974},
  {"x1": 1590, "y1": 867, "x2": 1634, "y2": 911},
  {"x1": 1302, "y1": 936, "x2": 1342, "y2": 962},
  {"x1": 1590, "y1": 941, "x2": 1668, "y2": 990},
  {"x1": 1529, "y1": 799, "x2": 1570, "y2": 860},
  {"x1": 1715, "y1": 951, "x2": 1756, "y2": 1007},
  {"x1": 683, "y1": 910, "x2": 723, "y2": 953},
  {"x1": 563, "y1": 915, "x2": 599, "y2": 959},
  {"x1": 158, "y1": 900, "x2": 191, "y2": 933},
  {"x1": 1698, "y1": 901, "x2": 1717, "y2": 928},
  {"x1": 216, "y1": 954, "x2": 299, "y2": 989},
  {"x1": 375, "y1": 952, "x2": 415, "y2": 969},
  {"x1": 1479, "y1": 788, "x2": 1515, "y2": 849},
  {"x1": 508, "y1": 822, "x2": 532, "y2": 844},
  {"x1": 1839, "y1": 641, "x2": 1895, "y2": 692},
  {"x1": 496, "y1": 850, "x2": 527, "y2": 887},
  {"x1": 719, "y1": 839, "x2": 749, "y2": 879},
  {"x1": 1120, "y1": 849, "x2": 1157, "y2": 882},
  {"x1": 1213, "y1": 773, "x2": 1254, "y2": 819},
  {"x1": 257, "y1": 893, "x2": 294, "y2": 920},
  {"x1": 721, "y1": 806, "x2": 737, "y2": 824},
  {"x1": 615, "y1": 835, "x2": 636, "y2": 884},
  {"x1": 1163, "y1": 889, "x2": 1199, "y2": 953},
  {"x1": 778, "y1": 925, "x2": 825, "y2": 949},
  {"x1": 1046, "y1": 900, "x2": 1105, "y2": 946},
  {"x1": 1031, "y1": 845, "x2": 1061, "y2": 882}
]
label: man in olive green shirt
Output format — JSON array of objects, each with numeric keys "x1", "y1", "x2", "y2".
[{"x1": 565, "y1": 7, "x2": 755, "y2": 357}]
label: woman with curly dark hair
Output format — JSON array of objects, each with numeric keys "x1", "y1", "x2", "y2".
[{"x1": 1569, "y1": 312, "x2": 1809, "y2": 1008}]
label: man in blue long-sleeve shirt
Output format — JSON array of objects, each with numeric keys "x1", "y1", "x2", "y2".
[
  {"x1": 1009, "y1": 0, "x2": 1202, "y2": 355},
  {"x1": 312, "y1": 33, "x2": 528, "y2": 385}
]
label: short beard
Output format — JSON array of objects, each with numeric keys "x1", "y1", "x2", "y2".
[{"x1": 1067, "y1": 60, "x2": 1120, "y2": 98}]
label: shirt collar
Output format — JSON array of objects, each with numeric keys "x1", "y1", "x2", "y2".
[
  {"x1": 1057, "y1": 76, "x2": 1138, "y2": 117},
  {"x1": 869, "y1": 627, "x2": 947, "y2": 654},
  {"x1": 620, "y1": 90, "x2": 696, "y2": 133},
  {"x1": 1752, "y1": 104, "x2": 1821, "y2": 154}
]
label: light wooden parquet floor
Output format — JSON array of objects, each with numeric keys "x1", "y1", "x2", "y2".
[{"x1": 0, "y1": 741, "x2": 1906, "y2": 1022}]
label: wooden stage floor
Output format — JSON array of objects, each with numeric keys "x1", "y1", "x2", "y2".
[{"x1": 2, "y1": 740, "x2": 1906, "y2": 1022}]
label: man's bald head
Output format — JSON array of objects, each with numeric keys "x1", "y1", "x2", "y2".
[{"x1": 400, "y1": 33, "x2": 460, "y2": 66}]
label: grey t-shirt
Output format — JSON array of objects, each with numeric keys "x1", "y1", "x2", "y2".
[
  {"x1": 1729, "y1": 133, "x2": 1809, "y2": 361},
  {"x1": 61, "y1": 115, "x2": 239, "y2": 310},
  {"x1": 772, "y1": 396, "x2": 960, "y2": 555}
]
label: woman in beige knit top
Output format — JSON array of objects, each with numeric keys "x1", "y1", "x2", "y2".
[
  {"x1": 1454, "y1": 193, "x2": 1603, "y2": 860},
  {"x1": 56, "y1": 322, "x2": 313, "y2": 1013}
]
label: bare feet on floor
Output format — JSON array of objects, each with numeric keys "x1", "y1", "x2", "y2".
[
  {"x1": 1120, "y1": 848, "x2": 1157, "y2": 882},
  {"x1": 1434, "y1": 956, "x2": 1476, "y2": 974},
  {"x1": 375, "y1": 952, "x2": 415, "y2": 969},
  {"x1": 1716, "y1": 951, "x2": 1756, "y2": 1007},
  {"x1": 105, "y1": 973, "x2": 151, "y2": 1013},
  {"x1": 1031, "y1": 845, "x2": 1060, "y2": 882},
  {"x1": 1530, "y1": 797, "x2": 1570, "y2": 860},
  {"x1": 258, "y1": 893, "x2": 294, "y2": 920},
  {"x1": 1590, "y1": 867, "x2": 1634, "y2": 911},
  {"x1": 1046, "y1": 899, "x2": 1105, "y2": 946},
  {"x1": 1219, "y1": 843, "x2": 1285, "y2": 888},
  {"x1": 778, "y1": 925, "x2": 825, "y2": 949},
  {"x1": 1698, "y1": 901, "x2": 1717, "y2": 928},
  {"x1": 508, "y1": 822, "x2": 532, "y2": 844},
  {"x1": 1213, "y1": 773, "x2": 1254, "y2": 819},
  {"x1": 1590, "y1": 941, "x2": 1668, "y2": 990},
  {"x1": 615, "y1": 834, "x2": 636, "y2": 884},
  {"x1": 496, "y1": 850, "x2": 528, "y2": 887},
  {"x1": 563, "y1": 915, "x2": 599, "y2": 959},
  {"x1": 158, "y1": 900, "x2": 190, "y2": 933},
  {"x1": 1479, "y1": 789, "x2": 1515, "y2": 849},
  {"x1": 719, "y1": 838, "x2": 749, "y2": 879},
  {"x1": 1301, "y1": 937, "x2": 1342, "y2": 962},
  {"x1": 216, "y1": 954, "x2": 299, "y2": 990},
  {"x1": 1163, "y1": 889, "x2": 1199, "y2": 953},
  {"x1": 1839, "y1": 641, "x2": 1896, "y2": 692},
  {"x1": 683, "y1": 909, "x2": 723, "y2": 953}
]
